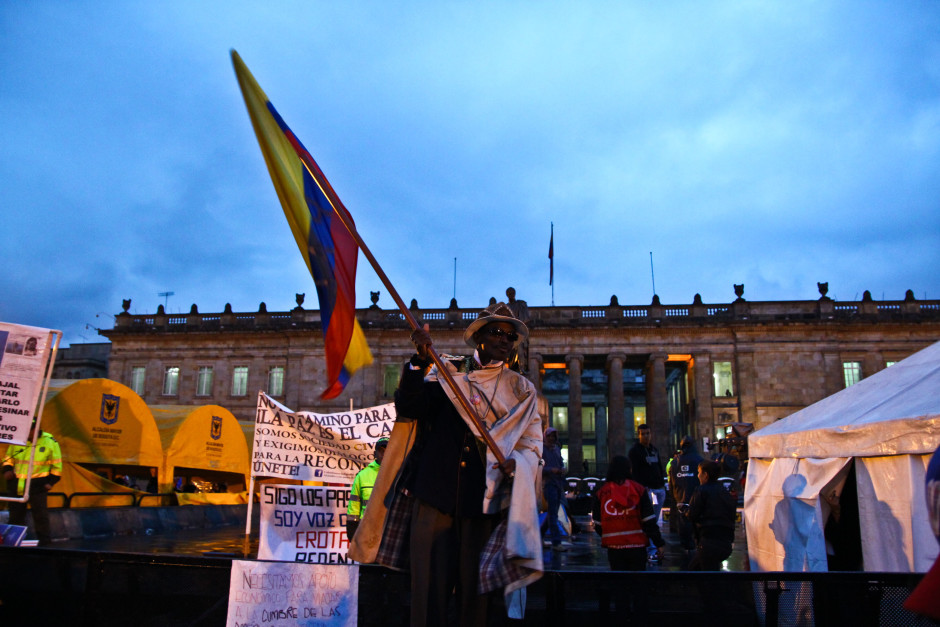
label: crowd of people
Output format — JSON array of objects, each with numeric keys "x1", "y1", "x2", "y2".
[
  {"x1": 337, "y1": 301, "x2": 749, "y2": 625},
  {"x1": 591, "y1": 427, "x2": 740, "y2": 572}
]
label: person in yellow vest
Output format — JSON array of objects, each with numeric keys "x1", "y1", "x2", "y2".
[
  {"x1": 2, "y1": 417, "x2": 62, "y2": 545},
  {"x1": 346, "y1": 437, "x2": 388, "y2": 540}
]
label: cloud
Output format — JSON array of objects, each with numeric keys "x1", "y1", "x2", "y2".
[{"x1": 1, "y1": 1, "x2": 938, "y2": 346}]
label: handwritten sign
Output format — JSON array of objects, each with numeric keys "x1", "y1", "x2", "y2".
[
  {"x1": 226, "y1": 560, "x2": 357, "y2": 627},
  {"x1": 258, "y1": 484, "x2": 352, "y2": 564},
  {"x1": 252, "y1": 393, "x2": 396, "y2": 483},
  {"x1": 0, "y1": 322, "x2": 55, "y2": 445}
]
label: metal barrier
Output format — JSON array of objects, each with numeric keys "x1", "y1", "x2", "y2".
[
  {"x1": 531, "y1": 570, "x2": 930, "y2": 627},
  {"x1": 44, "y1": 491, "x2": 179, "y2": 508},
  {"x1": 65, "y1": 491, "x2": 136, "y2": 508},
  {"x1": 135, "y1": 492, "x2": 177, "y2": 507},
  {"x1": 0, "y1": 548, "x2": 929, "y2": 626}
]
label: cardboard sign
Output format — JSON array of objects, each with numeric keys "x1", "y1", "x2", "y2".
[{"x1": 226, "y1": 559, "x2": 358, "y2": 627}]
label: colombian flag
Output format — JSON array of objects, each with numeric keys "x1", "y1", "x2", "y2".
[{"x1": 232, "y1": 50, "x2": 372, "y2": 399}]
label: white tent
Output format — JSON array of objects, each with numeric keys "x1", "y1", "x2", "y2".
[{"x1": 744, "y1": 340, "x2": 940, "y2": 572}]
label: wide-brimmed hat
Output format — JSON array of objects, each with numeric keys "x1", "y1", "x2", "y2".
[{"x1": 463, "y1": 302, "x2": 529, "y2": 348}]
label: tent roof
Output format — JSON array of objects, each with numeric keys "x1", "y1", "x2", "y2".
[
  {"x1": 150, "y1": 404, "x2": 250, "y2": 477},
  {"x1": 41, "y1": 378, "x2": 163, "y2": 467},
  {"x1": 749, "y1": 341, "x2": 940, "y2": 459}
]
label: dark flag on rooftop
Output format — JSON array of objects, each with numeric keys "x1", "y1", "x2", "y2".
[{"x1": 548, "y1": 223, "x2": 554, "y2": 286}]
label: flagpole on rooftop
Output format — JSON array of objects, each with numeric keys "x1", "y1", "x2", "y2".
[
  {"x1": 549, "y1": 222, "x2": 554, "y2": 306},
  {"x1": 650, "y1": 251, "x2": 657, "y2": 297}
]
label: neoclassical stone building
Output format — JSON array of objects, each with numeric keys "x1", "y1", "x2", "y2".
[{"x1": 101, "y1": 287, "x2": 940, "y2": 475}]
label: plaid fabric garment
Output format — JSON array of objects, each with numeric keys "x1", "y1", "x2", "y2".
[
  {"x1": 479, "y1": 519, "x2": 530, "y2": 594},
  {"x1": 375, "y1": 488, "x2": 414, "y2": 571}
]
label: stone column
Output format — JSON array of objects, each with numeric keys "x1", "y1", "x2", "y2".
[
  {"x1": 646, "y1": 353, "x2": 669, "y2": 449},
  {"x1": 607, "y1": 353, "x2": 626, "y2": 458},
  {"x1": 692, "y1": 352, "x2": 713, "y2": 440},
  {"x1": 566, "y1": 353, "x2": 584, "y2": 475},
  {"x1": 528, "y1": 353, "x2": 543, "y2": 393}
]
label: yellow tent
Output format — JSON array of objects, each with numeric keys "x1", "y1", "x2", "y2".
[
  {"x1": 40, "y1": 379, "x2": 163, "y2": 506},
  {"x1": 151, "y1": 404, "x2": 250, "y2": 505}
]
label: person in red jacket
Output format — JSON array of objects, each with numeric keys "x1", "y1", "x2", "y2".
[{"x1": 595, "y1": 455, "x2": 665, "y2": 570}]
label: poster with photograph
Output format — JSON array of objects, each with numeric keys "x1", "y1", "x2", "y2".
[
  {"x1": 0, "y1": 322, "x2": 57, "y2": 445},
  {"x1": 252, "y1": 393, "x2": 395, "y2": 483}
]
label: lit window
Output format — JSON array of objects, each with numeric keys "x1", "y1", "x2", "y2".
[
  {"x1": 843, "y1": 362, "x2": 861, "y2": 387},
  {"x1": 885, "y1": 361, "x2": 896, "y2": 368},
  {"x1": 232, "y1": 366, "x2": 249, "y2": 396},
  {"x1": 713, "y1": 361, "x2": 734, "y2": 397},
  {"x1": 131, "y1": 367, "x2": 146, "y2": 395},
  {"x1": 162, "y1": 366, "x2": 180, "y2": 396},
  {"x1": 383, "y1": 364, "x2": 400, "y2": 397},
  {"x1": 552, "y1": 407, "x2": 568, "y2": 434},
  {"x1": 582, "y1": 445, "x2": 596, "y2": 472},
  {"x1": 268, "y1": 366, "x2": 285, "y2": 396},
  {"x1": 632, "y1": 406, "x2": 647, "y2": 432},
  {"x1": 582, "y1": 407, "x2": 596, "y2": 437},
  {"x1": 196, "y1": 366, "x2": 214, "y2": 396}
]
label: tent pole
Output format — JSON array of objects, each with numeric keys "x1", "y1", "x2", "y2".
[{"x1": 243, "y1": 474, "x2": 256, "y2": 557}]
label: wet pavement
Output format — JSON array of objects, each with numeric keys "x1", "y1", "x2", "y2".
[
  {"x1": 45, "y1": 509, "x2": 749, "y2": 572},
  {"x1": 52, "y1": 522, "x2": 261, "y2": 558},
  {"x1": 538, "y1": 511, "x2": 749, "y2": 572}
]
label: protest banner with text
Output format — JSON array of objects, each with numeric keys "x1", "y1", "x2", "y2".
[
  {"x1": 252, "y1": 393, "x2": 396, "y2": 483},
  {"x1": 258, "y1": 483, "x2": 352, "y2": 563}
]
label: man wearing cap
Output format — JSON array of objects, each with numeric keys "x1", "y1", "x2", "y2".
[
  {"x1": 352, "y1": 302, "x2": 543, "y2": 626},
  {"x1": 2, "y1": 417, "x2": 62, "y2": 546},
  {"x1": 345, "y1": 437, "x2": 388, "y2": 541}
]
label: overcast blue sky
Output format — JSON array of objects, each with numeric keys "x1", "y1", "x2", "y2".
[{"x1": 2, "y1": 1, "x2": 939, "y2": 346}]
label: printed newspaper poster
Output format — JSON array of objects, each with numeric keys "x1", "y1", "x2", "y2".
[{"x1": 0, "y1": 321, "x2": 58, "y2": 445}]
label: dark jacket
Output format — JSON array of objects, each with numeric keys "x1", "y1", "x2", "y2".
[
  {"x1": 669, "y1": 448, "x2": 703, "y2": 505},
  {"x1": 394, "y1": 358, "x2": 487, "y2": 517},
  {"x1": 627, "y1": 442, "x2": 665, "y2": 489},
  {"x1": 686, "y1": 481, "x2": 736, "y2": 541}
]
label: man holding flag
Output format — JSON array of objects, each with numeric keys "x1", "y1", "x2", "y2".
[
  {"x1": 232, "y1": 51, "x2": 543, "y2": 622},
  {"x1": 353, "y1": 304, "x2": 543, "y2": 625}
]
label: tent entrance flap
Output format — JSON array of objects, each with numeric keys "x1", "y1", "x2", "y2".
[{"x1": 745, "y1": 456, "x2": 852, "y2": 572}]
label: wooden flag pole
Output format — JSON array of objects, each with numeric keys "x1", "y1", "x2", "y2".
[{"x1": 299, "y1": 158, "x2": 509, "y2": 470}]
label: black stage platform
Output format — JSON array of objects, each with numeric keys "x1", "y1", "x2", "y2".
[{"x1": 0, "y1": 506, "x2": 928, "y2": 626}]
